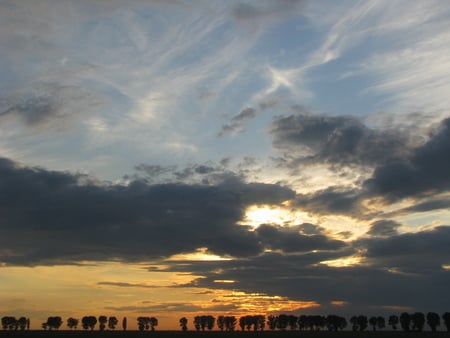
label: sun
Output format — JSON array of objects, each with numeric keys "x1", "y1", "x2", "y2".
[{"x1": 240, "y1": 205, "x2": 290, "y2": 228}]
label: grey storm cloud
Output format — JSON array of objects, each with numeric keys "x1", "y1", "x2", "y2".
[
  {"x1": 366, "y1": 220, "x2": 401, "y2": 237},
  {"x1": 271, "y1": 113, "x2": 410, "y2": 168},
  {"x1": 294, "y1": 187, "x2": 368, "y2": 218},
  {"x1": 0, "y1": 157, "x2": 296, "y2": 265},
  {"x1": 164, "y1": 226, "x2": 450, "y2": 314},
  {"x1": 254, "y1": 224, "x2": 346, "y2": 253},
  {"x1": 2, "y1": 156, "x2": 449, "y2": 314},
  {"x1": 365, "y1": 117, "x2": 450, "y2": 200},
  {"x1": 272, "y1": 114, "x2": 450, "y2": 218}
]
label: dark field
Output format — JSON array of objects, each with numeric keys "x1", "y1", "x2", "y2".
[{"x1": 0, "y1": 331, "x2": 449, "y2": 338}]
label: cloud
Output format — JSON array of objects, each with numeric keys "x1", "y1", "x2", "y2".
[
  {"x1": 294, "y1": 187, "x2": 367, "y2": 218},
  {"x1": 164, "y1": 226, "x2": 450, "y2": 314},
  {"x1": 106, "y1": 301, "x2": 238, "y2": 313},
  {"x1": 97, "y1": 281, "x2": 162, "y2": 289},
  {"x1": 360, "y1": 226, "x2": 450, "y2": 274},
  {"x1": 0, "y1": 157, "x2": 295, "y2": 266},
  {"x1": 366, "y1": 220, "x2": 401, "y2": 237},
  {"x1": 0, "y1": 84, "x2": 100, "y2": 131},
  {"x1": 255, "y1": 224, "x2": 346, "y2": 253},
  {"x1": 231, "y1": 0, "x2": 305, "y2": 23},
  {"x1": 218, "y1": 107, "x2": 257, "y2": 136},
  {"x1": 271, "y1": 113, "x2": 410, "y2": 168},
  {"x1": 365, "y1": 117, "x2": 450, "y2": 200}
]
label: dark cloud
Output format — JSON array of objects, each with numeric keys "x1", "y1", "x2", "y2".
[
  {"x1": 398, "y1": 198, "x2": 450, "y2": 214},
  {"x1": 0, "y1": 84, "x2": 99, "y2": 130},
  {"x1": 0, "y1": 157, "x2": 295, "y2": 265},
  {"x1": 164, "y1": 226, "x2": 450, "y2": 314},
  {"x1": 254, "y1": 224, "x2": 346, "y2": 253},
  {"x1": 294, "y1": 187, "x2": 367, "y2": 218},
  {"x1": 366, "y1": 220, "x2": 401, "y2": 237},
  {"x1": 271, "y1": 113, "x2": 410, "y2": 168},
  {"x1": 365, "y1": 117, "x2": 450, "y2": 200},
  {"x1": 360, "y1": 226, "x2": 450, "y2": 274},
  {"x1": 218, "y1": 108, "x2": 257, "y2": 136}
]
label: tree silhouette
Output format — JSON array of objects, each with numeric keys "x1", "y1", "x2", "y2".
[
  {"x1": 82, "y1": 316, "x2": 97, "y2": 331},
  {"x1": 356, "y1": 315, "x2": 368, "y2": 331},
  {"x1": 108, "y1": 316, "x2": 118, "y2": 330},
  {"x1": 149, "y1": 317, "x2": 158, "y2": 331},
  {"x1": 194, "y1": 316, "x2": 201, "y2": 331},
  {"x1": 2, "y1": 317, "x2": 18, "y2": 330},
  {"x1": 217, "y1": 316, "x2": 225, "y2": 331},
  {"x1": 349, "y1": 316, "x2": 358, "y2": 331},
  {"x1": 225, "y1": 316, "x2": 238, "y2": 331},
  {"x1": 122, "y1": 317, "x2": 127, "y2": 331},
  {"x1": 67, "y1": 317, "x2": 79, "y2": 330},
  {"x1": 443, "y1": 313, "x2": 450, "y2": 332},
  {"x1": 411, "y1": 312, "x2": 425, "y2": 332},
  {"x1": 43, "y1": 316, "x2": 62, "y2": 330},
  {"x1": 137, "y1": 317, "x2": 150, "y2": 331},
  {"x1": 98, "y1": 315, "x2": 107, "y2": 331},
  {"x1": 326, "y1": 315, "x2": 347, "y2": 331},
  {"x1": 400, "y1": 312, "x2": 411, "y2": 332},
  {"x1": 377, "y1": 316, "x2": 385, "y2": 330},
  {"x1": 369, "y1": 317, "x2": 377, "y2": 331},
  {"x1": 267, "y1": 315, "x2": 277, "y2": 330},
  {"x1": 179, "y1": 317, "x2": 188, "y2": 331},
  {"x1": 17, "y1": 317, "x2": 27, "y2": 331},
  {"x1": 388, "y1": 315, "x2": 399, "y2": 330},
  {"x1": 287, "y1": 315, "x2": 297, "y2": 330},
  {"x1": 426, "y1": 312, "x2": 440, "y2": 332}
]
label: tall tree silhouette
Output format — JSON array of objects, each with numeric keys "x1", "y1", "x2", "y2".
[
  {"x1": 326, "y1": 315, "x2": 347, "y2": 331},
  {"x1": 369, "y1": 317, "x2": 377, "y2": 331},
  {"x1": 350, "y1": 316, "x2": 358, "y2": 331},
  {"x1": 43, "y1": 317, "x2": 62, "y2": 330},
  {"x1": 442, "y1": 313, "x2": 450, "y2": 332},
  {"x1": 377, "y1": 316, "x2": 385, "y2": 330},
  {"x1": 388, "y1": 315, "x2": 399, "y2": 330},
  {"x1": 267, "y1": 315, "x2": 277, "y2": 330},
  {"x1": 98, "y1": 315, "x2": 107, "y2": 331},
  {"x1": 122, "y1": 317, "x2": 127, "y2": 331},
  {"x1": 1, "y1": 317, "x2": 18, "y2": 330},
  {"x1": 67, "y1": 317, "x2": 79, "y2": 330},
  {"x1": 82, "y1": 316, "x2": 97, "y2": 331},
  {"x1": 108, "y1": 316, "x2": 118, "y2": 330},
  {"x1": 179, "y1": 317, "x2": 188, "y2": 331},
  {"x1": 411, "y1": 312, "x2": 425, "y2": 332},
  {"x1": 149, "y1": 317, "x2": 158, "y2": 331},
  {"x1": 194, "y1": 316, "x2": 201, "y2": 331},
  {"x1": 18, "y1": 317, "x2": 27, "y2": 331},
  {"x1": 137, "y1": 317, "x2": 152, "y2": 331},
  {"x1": 400, "y1": 312, "x2": 411, "y2": 332},
  {"x1": 287, "y1": 315, "x2": 298, "y2": 330},
  {"x1": 225, "y1": 316, "x2": 237, "y2": 331},
  {"x1": 426, "y1": 312, "x2": 440, "y2": 332},
  {"x1": 356, "y1": 315, "x2": 368, "y2": 332},
  {"x1": 217, "y1": 316, "x2": 225, "y2": 331}
]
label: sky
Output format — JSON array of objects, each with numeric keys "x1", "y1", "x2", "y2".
[{"x1": 1, "y1": 0, "x2": 450, "y2": 331}]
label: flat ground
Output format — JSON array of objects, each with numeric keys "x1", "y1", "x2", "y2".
[{"x1": 0, "y1": 331, "x2": 449, "y2": 338}]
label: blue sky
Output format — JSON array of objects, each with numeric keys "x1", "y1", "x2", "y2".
[{"x1": 1, "y1": 0, "x2": 450, "y2": 330}]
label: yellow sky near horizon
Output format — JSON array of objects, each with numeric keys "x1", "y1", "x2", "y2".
[{"x1": 0, "y1": 262, "x2": 322, "y2": 330}]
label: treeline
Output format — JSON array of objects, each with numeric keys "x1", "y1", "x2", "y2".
[
  {"x1": 1, "y1": 315, "x2": 129, "y2": 331},
  {"x1": 2, "y1": 312, "x2": 450, "y2": 332}
]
